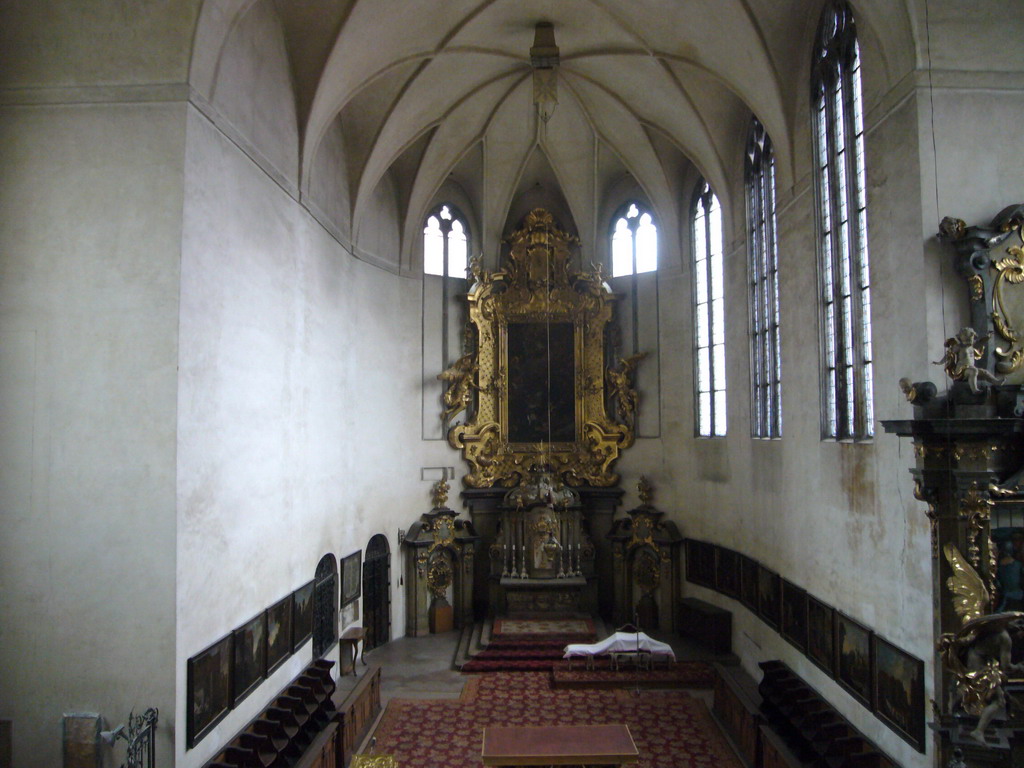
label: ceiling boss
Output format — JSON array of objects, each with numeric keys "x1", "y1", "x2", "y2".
[{"x1": 439, "y1": 208, "x2": 644, "y2": 489}]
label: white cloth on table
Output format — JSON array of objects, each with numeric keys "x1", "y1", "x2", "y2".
[{"x1": 562, "y1": 631, "x2": 676, "y2": 660}]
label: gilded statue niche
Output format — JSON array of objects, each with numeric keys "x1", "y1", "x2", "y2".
[{"x1": 443, "y1": 208, "x2": 640, "y2": 488}]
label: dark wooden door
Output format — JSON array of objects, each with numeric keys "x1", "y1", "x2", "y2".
[{"x1": 363, "y1": 534, "x2": 391, "y2": 651}]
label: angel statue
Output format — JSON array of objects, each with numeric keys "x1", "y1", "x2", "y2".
[
  {"x1": 938, "y1": 542, "x2": 1024, "y2": 745},
  {"x1": 934, "y1": 327, "x2": 1004, "y2": 394},
  {"x1": 607, "y1": 352, "x2": 647, "y2": 427},
  {"x1": 438, "y1": 352, "x2": 479, "y2": 423}
]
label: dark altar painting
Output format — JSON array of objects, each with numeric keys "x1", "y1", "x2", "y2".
[
  {"x1": 507, "y1": 322, "x2": 576, "y2": 443},
  {"x1": 873, "y1": 635, "x2": 925, "y2": 752},
  {"x1": 836, "y1": 612, "x2": 873, "y2": 708},
  {"x1": 739, "y1": 555, "x2": 759, "y2": 611},
  {"x1": 292, "y1": 580, "x2": 314, "y2": 651},
  {"x1": 267, "y1": 594, "x2": 293, "y2": 673},
  {"x1": 187, "y1": 633, "x2": 232, "y2": 748},
  {"x1": 716, "y1": 547, "x2": 740, "y2": 598},
  {"x1": 780, "y1": 580, "x2": 808, "y2": 651},
  {"x1": 806, "y1": 596, "x2": 835, "y2": 675},
  {"x1": 232, "y1": 612, "x2": 267, "y2": 707},
  {"x1": 993, "y1": 526, "x2": 1024, "y2": 612},
  {"x1": 757, "y1": 565, "x2": 781, "y2": 629}
]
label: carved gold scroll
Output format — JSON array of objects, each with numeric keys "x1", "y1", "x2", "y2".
[{"x1": 447, "y1": 208, "x2": 636, "y2": 487}]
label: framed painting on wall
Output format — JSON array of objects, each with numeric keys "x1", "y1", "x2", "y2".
[
  {"x1": 873, "y1": 635, "x2": 925, "y2": 752},
  {"x1": 266, "y1": 594, "x2": 293, "y2": 674},
  {"x1": 739, "y1": 555, "x2": 759, "y2": 611},
  {"x1": 780, "y1": 580, "x2": 808, "y2": 651},
  {"x1": 292, "y1": 579, "x2": 315, "y2": 651},
  {"x1": 685, "y1": 539, "x2": 715, "y2": 589},
  {"x1": 341, "y1": 550, "x2": 362, "y2": 607},
  {"x1": 232, "y1": 611, "x2": 266, "y2": 707},
  {"x1": 186, "y1": 633, "x2": 232, "y2": 748},
  {"x1": 835, "y1": 612, "x2": 873, "y2": 708},
  {"x1": 716, "y1": 547, "x2": 740, "y2": 598},
  {"x1": 757, "y1": 565, "x2": 781, "y2": 629},
  {"x1": 806, "y1": 596, "x2": 835, "y2": 676}
]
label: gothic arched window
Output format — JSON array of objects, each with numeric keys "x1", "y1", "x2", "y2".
[
  {"x1": 812, "y1": 1, "x2": 873, "y2": 440},
  {"x1": 746, "y1": 117, "x2": 781, "y2": 439},
  {"x1": 611, "y1": 202, "x2": 657, "y2": 277},
  {"x1": 692, "y1": 181, "x2": 726, "y2": 437},
  {"x1": 423, "y1": 204, "x2": 468, "y2": 278}
]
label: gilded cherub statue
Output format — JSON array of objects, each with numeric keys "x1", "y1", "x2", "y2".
[
  {"x1": 438, "y1": 352, "x2": 479, "y2": 422},
  {"x1": 938, "y1": 543, "x2": 1024, "y2": 745},
  {"x1": 934, "y1": 327, "x2": 1004, "y2": 394},
  {"x1": 607, "y1": 352, "x2": 647, "y2": 427}
]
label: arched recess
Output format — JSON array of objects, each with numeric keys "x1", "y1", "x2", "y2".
[
  {"x1": 362, "y1": 534, "x2": 391, "y2": 652},
  {"x1": 190, "y1": 0, "x2": 301, "y2": 191},
  {"x1": 502, "y1": 148, "x2": 579, "y2": 246},
  {"x1": 312, "y1": 553, "x2": 338, "y2": 658}
]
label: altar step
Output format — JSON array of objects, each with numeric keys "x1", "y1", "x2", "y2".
[{"x1": 453, "y1": 615, "x2": 609, "y2": 671}]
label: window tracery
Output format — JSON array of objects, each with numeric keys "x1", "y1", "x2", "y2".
[
  {"x1": 692, "y1": 181, "x2": 727, "y2": 437},
  {"x1": 746, "y1": 116, "x2": 782, "y2": 439},
  {"x1": 812, "y1": 0, "x2": 874, "y2": 440}
]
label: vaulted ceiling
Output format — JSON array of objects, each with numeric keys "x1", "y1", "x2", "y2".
[{"x1": 190, "y1": 0, "x2": 916, "y2": 273}]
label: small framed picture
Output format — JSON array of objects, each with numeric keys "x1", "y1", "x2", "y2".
[
  {"x1": 266, "y1": 594, "x2": 293, "y2": 674},
  {"x1": 292, "y1": 579, "x2": 315, "y2": 651},
  {"x1": 757, "y1": 565, "x2": 781, "y2": 629},
  {"x1": 780, "y1": 580, "x2": 808, "y2": 651},
  {"x1": 716, "y1": 547, "x2": 740, "y2": 598},
  {"x1": 341, "y1": 551, "x2": 362, "y2": 607},
  {"x1": 835, "y1": 612, "x2": 873, "y2": 708},
  {"x1": 873, "y1": 635, "x2": 925, "y2": 752},
  {"x1": 232, "y1": 612, "x2": 267, "y2": 707},
  {"x1": 187, "y1": 633, "x2": 232, "y2": 748},
  {"x1": 806, "y1": 596, "x2": 835, "y2": 676},
  {"x1": 739, "y1": 555, "x2": 759, "y2": 611}
]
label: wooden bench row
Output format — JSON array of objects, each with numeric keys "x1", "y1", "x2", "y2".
[
  {"x1": 202, "y1": 659, "x2": 382, "y2": 768},
  {"x1": 713, "y1": 662, "x2": 897, "y2": 768}
]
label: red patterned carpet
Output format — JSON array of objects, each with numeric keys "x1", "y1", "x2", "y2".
[
  {"x1": 368, "y1": 671, "x2": 741, "y2": 767},
  {"x1": 551, "y1": 660, "x2": 716, "y2": 689}
]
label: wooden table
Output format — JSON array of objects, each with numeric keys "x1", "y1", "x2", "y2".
[
  {"x1": 481, "y1": 724, "x2": 639, "y2": 766},
  {"x1": 339, "y1": 626, "x2": 366, "y2": 676}
]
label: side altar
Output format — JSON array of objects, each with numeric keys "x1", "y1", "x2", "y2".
[{"x1": 439, "y1": 209, "x2": 642, "y2": 620}]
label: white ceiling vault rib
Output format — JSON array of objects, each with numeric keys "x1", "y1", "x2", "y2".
[
  {"x1": 352, "y1": 57, "x2": 525, "y2": 229},
  {"x1": 399, "y1": 75, "x2": 529, "y2": 270},
  {"x1": 189, "y1": 0, "x2": 920, "y2": 273}
]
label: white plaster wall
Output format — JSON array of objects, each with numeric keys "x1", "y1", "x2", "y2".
[
  {"x1": 0, "y1": 101, "x2": 184, "y2": 768},
  {"x1": 177, "y1": 104, "x2": 422, "y2": 768}
]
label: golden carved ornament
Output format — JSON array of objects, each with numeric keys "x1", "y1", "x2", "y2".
[
  {"x1": 968, "y1": 274, "x2": 984, "y2": 302},
  {"x1": 990, "y1": 227, "x2": 1024, "y2": 373},
  {"x1": 351, "y1": 756, "x2": 398, "y2": 768},
  {"x1": 431, "y1": 478, "x2": 450, "y2": 509},
  {"x1": 427, "y1": 556, "x2": 453, "y2": 597},
  {"x1": 637, "y1": 475, "x2": 653, "y2": 505},
  {"x1": 633, "y1": 548, "x2": 661, "y2": 592},
  {"x1": 960, "y1": 487, "x2": 992, "y2": 571},
  {"x1": 447, "y1": 208, "x2": 639, "y2": 487}
]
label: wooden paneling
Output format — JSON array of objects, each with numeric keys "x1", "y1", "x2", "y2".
[
  {"x1": 335, "y1": 664, "x2": 382, "y2": 767},
  {"x1": 711, "y1": 664, "x2": 762, "y2": 767}
]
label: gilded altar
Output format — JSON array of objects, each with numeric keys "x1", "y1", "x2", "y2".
[{"x1": 442, "y1": 208, "x2": 640, "y2": 489}]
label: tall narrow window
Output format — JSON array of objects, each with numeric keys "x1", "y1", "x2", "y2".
[
  {"x1": 812, "y1": 1, "x2": 873, "y2": 440},
  {"x1": 611, "y1": 203, "x2": 657, "y2": 278},
  {"x1": 692, "y1": 181, "x2": 726, "y2": 437},
  {"x1": 746, "y1": 117, "x2": 782, "y2": 438},
  {"x1": 422, "y1": 204, "x2": 471, "y2": 439},
  {"x1": 423, "y1": 205, "x2": 468, "y2": 278}
]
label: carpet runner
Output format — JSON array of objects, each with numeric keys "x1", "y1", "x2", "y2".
[
  {"x1": 461, "y1": 618, "x2": 598, "y2": 672},
  {"x1": 366, "y1": 670, "x2": 741, "y2": 768}
]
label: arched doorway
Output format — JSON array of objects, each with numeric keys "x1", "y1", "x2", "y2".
[
  {"x1": 312, "y1": 553, "x2": 338, "y2": 658},
  {"x1": 363, "y1": 534, "x2": 391, "y2": 651}
]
